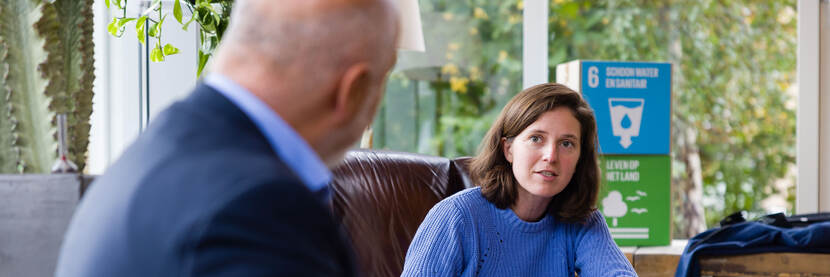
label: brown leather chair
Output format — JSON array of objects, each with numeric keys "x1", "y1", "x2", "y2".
[{"x1": 330, "y1": 150, "x2": 474, "y2": 277}]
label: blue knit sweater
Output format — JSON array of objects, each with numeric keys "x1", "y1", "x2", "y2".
[{"x1": 401, "y1": 187, "x2": 636, "y2": 276}]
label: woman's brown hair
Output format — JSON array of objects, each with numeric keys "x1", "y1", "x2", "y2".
[{"x1": 469, "y1": 83, "x2": 600, "y2": 223}]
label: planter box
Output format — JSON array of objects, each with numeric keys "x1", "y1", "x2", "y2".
[{"x1": 0, "y1": 174, "x2": 88, "y2": 277}]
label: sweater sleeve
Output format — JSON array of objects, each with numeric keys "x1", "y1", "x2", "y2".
[
  {"x1": 401, "y1": 200, "x2": 467, "y2": 277},
  {"x1": 574, "y1": 211, "x2": 637, "y2": 277}
]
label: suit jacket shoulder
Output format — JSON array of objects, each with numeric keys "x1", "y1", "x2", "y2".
[{"x1": 56, "y1": 84, "x2": 355, "y2": 277}]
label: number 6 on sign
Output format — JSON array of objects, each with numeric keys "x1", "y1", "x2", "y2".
[{"x1": 588, "y1": 66, "x2": 599, "y2": 88}]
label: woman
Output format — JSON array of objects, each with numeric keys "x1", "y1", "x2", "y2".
[{"x1": 401, "y1": 83, "x2": 636, "y2": 276}]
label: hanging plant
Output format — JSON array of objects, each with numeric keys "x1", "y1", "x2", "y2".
[{"x1": 106, "y1": 0, "x2": 232, "y2": 76}]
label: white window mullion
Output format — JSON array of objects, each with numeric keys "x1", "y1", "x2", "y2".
[
  {"x1": 797, "y1": 0, "x2": 820, "y2": 213},
  {"x1": 523, "y1": 0, "x2": 548, "y2": 89},
  {"x1": 819, "y1": 0, "x2": 830, "y2": 212},
  {"x1": 88, "y1": 0, "x2": 112, "y2": 174}
]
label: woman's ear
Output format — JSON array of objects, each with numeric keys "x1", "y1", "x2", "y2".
[{"x1": 502, "y1": 137, "x2": 513, "y2": 163}]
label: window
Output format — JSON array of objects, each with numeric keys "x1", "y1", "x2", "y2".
[
  {"x1": 370, "y1": 1, "x2": 523, "y2": 157},
  {"x1": 89, "y1": 0, "x2": 827, "y2": 237},
  {"x1": 372, "y1": 0, "x2": 801, "y2": 238}
]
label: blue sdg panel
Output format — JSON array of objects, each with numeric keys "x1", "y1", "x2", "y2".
[{"x1": 580, "y1": 61, "x2": 671, "y2": 155}]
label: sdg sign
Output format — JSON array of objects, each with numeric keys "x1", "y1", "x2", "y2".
[{"x1": 556, "y1": 60, "x2": 672, "y2": 246}]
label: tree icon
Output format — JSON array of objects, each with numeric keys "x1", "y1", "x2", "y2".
[{"x1": 602, "y1": 191, "x2": 628, "y2": 227}]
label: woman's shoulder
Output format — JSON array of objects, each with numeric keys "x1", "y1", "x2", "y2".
[
  {"x1": 441, "y1": 187, "x2": 489, "y2": 207},
  {"x1": 561, "y1": 210, "x2": 606, "y2": 227},
  {"x1": 585, "y1": 210, "x2": 607, "y2": 226},
  {"x1": 560, "y1": 210, "x2": 611, "y2": 239},
  {"x1": 426, "y1": 187, "x2": 490, "y2": 219}
]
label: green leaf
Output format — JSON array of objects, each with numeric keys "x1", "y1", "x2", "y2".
[
  {"x1": 107, "y1": 17, "x2": 119, "y2": 36},
  {"x1": 197, "y1": 50, "x2": 209, "y2": 77},
  {"x1": 118, "y1": 18, "x2": 135, "y2": 26},
  {"x1": 197, "y1": 6, "x2": 216, "y2": 32},
  {"x1": 148, "y1": 24, "x2": 158, "y2": 37},
  {"x1": 182, "y1": 14, "x2": 196, "y2": 31},
  {"x1": 105, "y1": 0, "x2": 110, "y2": 9},
  {"x1": 136, "y1": 16, "x2": 148, "y2": 44},
  {"x1": 173, "y1": 0, "x2": 183, "y2": 24},
  {"x1": 149, "y1": 14, "x2": 166, "y2": 38},
  {"x1": 150, "y1": 43, "x2": 165, "y2": 62},
  {"x1": 559, "y1": 2, "x2": 580, "y2": 19},
  {"x1": 196, "y1": 1, "x2": 216, "y2": 12},
  {"x1": 162, "y1": 43, "x2": 179, "y2": 56},
  {"x1": 106, "y1": 17, "x2": 134, "y2": 37},
  {"x1": 114, "y1": 0, "x2": 123, "y2": 9},
  {"x1": 116, "y1": 18, "x2": 135, "y2": 37}
]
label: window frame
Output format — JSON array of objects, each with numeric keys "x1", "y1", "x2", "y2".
[{"x1": 796, "y1": 0, "x2": 826, "y2": 213}]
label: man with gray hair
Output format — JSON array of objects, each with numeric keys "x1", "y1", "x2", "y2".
[{"x1": 56, "y1": 0, "x2": 399, "y2": 276}]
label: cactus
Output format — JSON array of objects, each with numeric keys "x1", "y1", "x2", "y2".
[
  {"x1": 0, "y1": 43, "x2": 15, "y2": 173},
  {"x1": 0, "y1": 0, "x2": 54, "y2": 173},
  {"x1": 42, "y1": 0, "x2": 95, "y2": 172},
  {"x1": 0, "y1": 0, "x2": 94, "y2": 173}
]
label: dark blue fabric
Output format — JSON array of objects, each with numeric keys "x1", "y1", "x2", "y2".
[
  {"x1": 675, "y1": 221, "x2": 830, "y2": 277},
  {"x1": 56, "y1": 84, "x2": 355, "y2": 277}
]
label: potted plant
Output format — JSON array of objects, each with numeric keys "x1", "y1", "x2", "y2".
[{"x1": 0, "y1": 0, "x2": 96, "y2": 275}]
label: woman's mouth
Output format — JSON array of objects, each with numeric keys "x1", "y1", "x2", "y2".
[{"x1": 536, "y1": 170, "x2": 558, "y2": 178}]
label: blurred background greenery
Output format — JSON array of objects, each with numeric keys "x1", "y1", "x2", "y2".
[{"x1": 371, "y1": 0, "x2": 797, "y2": 239}]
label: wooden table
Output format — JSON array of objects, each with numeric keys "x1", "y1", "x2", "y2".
[
  {"x1": 621, "y1": 240, "x2": 830, "y2": 277},
  {"x1": 621, "y1": 240, "x2": 686, "y2": 277}
]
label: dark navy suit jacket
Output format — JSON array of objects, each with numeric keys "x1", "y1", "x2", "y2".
[{"x1": 56, "y1": 84, "x2": 355, "y2": 276}]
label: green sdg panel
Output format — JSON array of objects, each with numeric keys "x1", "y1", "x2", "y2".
[{"x1": 598, "y1": 155, "x2": 671, "y2": 246}]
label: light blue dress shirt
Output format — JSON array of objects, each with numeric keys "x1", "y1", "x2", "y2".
[{"x1": 204, "y1": 73, "x2": 332, "y2": 193}]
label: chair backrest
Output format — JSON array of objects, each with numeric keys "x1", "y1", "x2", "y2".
[{"x1": 330, "y1": 150, "x2": 473, "y2": 277}]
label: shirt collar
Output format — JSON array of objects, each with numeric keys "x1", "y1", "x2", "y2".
[{"x1": 204, "y1": 73, "x2": 332, "y2": 192}]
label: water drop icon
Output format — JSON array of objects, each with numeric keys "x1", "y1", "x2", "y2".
[{"x1": 621, "y1": 114, "x2": 632, "y2": 129}]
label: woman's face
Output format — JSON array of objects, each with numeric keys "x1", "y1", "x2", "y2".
[{"x1": 503, "y1": 107, "x2": 582, "y2": 203}]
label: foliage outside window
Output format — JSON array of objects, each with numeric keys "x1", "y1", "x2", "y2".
[
  {"x1": 372, "y1": 1, "x2": 523, "y2": 158},
  {"x1": 548, "y1": 0, "x2": 797, "y2": 238}
]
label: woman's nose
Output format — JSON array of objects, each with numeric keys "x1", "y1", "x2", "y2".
[{"x1": 541, "y1": 144, "x2": 558, "y2": 163}]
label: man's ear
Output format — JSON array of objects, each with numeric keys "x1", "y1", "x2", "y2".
[
  {"x1": 502, "y1": 137, "x2": 513, "y2": 163},
  {"x1": 333, "y1": 62, "x2": 372, "y2": 124}
]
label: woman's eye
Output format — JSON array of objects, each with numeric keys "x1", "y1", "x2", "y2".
[
  {"x1": 562, "y1": 140, "x2": 574, "y2": 148},
  {"x1": 530, "y1": 136, "x2": 541, "y2": 143}
]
